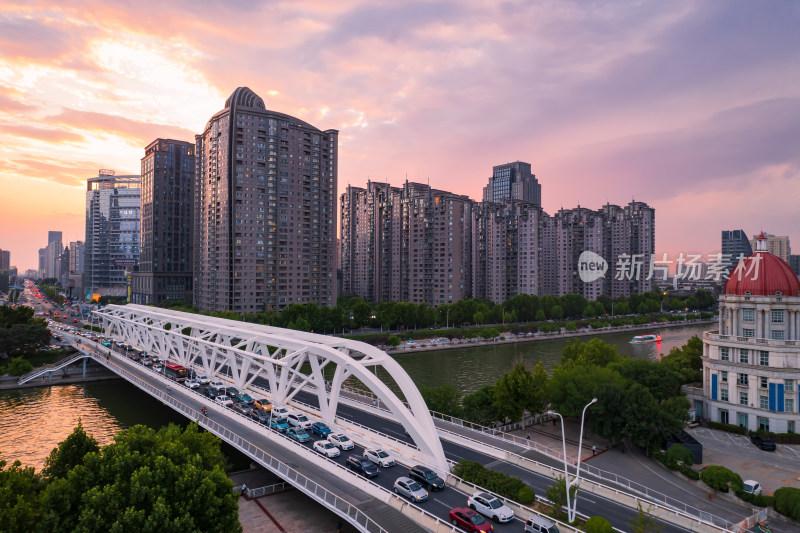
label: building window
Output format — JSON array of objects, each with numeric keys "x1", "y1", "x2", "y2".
[
  {"x1": 721, "y1": 371, "x2": 728, "y2": 382},
  {"x1": 771, "y1": 330, "x2": 784, "y2": 340},
  {"x1": 743, "y1": 308, "x2": 755, "y2": 322},
  {"x1": 719, "y1": 410, "x2": 729, "y2": 424},
  {"x1": 758, "y1": 417, "x2": 769, "y2": 432},
  {"x1": 760, "y1": 377, "x2": 768, "y2": 389},
  {"x1": 721, "y1": 388, "x2": 729, "y2": 402},
  {"x1": 738, "y1": 374, "x2": 749, "y2": 386},
  {"x1": 740, "y1": 349, "x2": 749, "y2": 364},
  {"x1": 772, "y1": 309, "x2": 784, "y2": 323},
  {"x1": 740, "y1": 392, "x2": 748, "y2": 406},
  {"x1": 760, "y1": 351, "x2": 769, "y2": 366},
  {"x1": 760, "y1": 395, "x2": 768, "y2": 409},
  {"x1": 720, "y1": 347, "x2": 729, "y2": 361},
  {"x1": 786, "y1": 399, "x2": 794, "y2": 413},
  {"x1": 785, "y1": 379, "x2": 794, "y2": 388},
  {"x1": 742, "y1": 329, "x2": 755, "y2": 338}
]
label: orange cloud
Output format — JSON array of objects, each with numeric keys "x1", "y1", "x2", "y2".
[
  {"x1": 51, "y1": 108, "x2": 196, "y2": 146},
  {"x1": 0, "y1": 124, "x2": 84, "y2": 143}
]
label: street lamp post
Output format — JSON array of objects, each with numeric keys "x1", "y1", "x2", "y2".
[{"x1": 553, "y1": 397, "x2": 598, "y2": 523}]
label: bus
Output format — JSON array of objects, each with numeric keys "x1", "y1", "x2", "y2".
[{"x1": 164, "y1": 362, "x2": 188, "y2": 382}]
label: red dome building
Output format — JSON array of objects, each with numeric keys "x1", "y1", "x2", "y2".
[{"x1": 687, "y1": 233, "x2": 800, "y2": 434}]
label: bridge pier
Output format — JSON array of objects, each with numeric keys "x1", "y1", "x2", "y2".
[{"x1": 82, "y1": 358, "x2": 87, "y2": 378}]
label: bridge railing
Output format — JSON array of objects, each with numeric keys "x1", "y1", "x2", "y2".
[
  {"x1": 17, "y1": 352, "x2": 86, "y2": 384},
  {"x1": 80, "y1": 347, "x2": 460, "y2": 533},
  {"x1": 242, "y1": 481, "x2": 291, "y2": 498}
]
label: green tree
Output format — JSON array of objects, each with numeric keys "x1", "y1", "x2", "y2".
[
  {"x1": 773, "y1": 487, "x2": 800, "y2": 521},
  {"x1": 545, "y1": 476, "x2": 576, "y2": 519},
  {"x1": 493, "y1": 363, "x2": 538, "y2": 427},
  {"x1": 461, "y1": 385, "x2": 499, "y2": 425},
  {"x1": 535, "y1": 309, "x2": 546, "y2": 322},
  {"x1": 549, "y1": 305, "x2": 563, "y2": 320},
  {"x1": 38, "y1": 423, "x2": 241, "y2": 533},
  {"x1": 420, "y1": 385, "x2": 461, "y2": 417},
  {"x1": 585, "y1": 516, "x2": 613, "y2": 533},
  {"x1": 5, "y1": 356, "x2": 33, "y2": 376},
  {"x1": 664, "y1": 444, "x2": 693, "y2": 467},
  {"x1": 387, "y1": 335, "x2": 401, "y2": 347},
  {"x1": 0, "y1": 456, "x2": 44, "y2": 533},
  {"x1": 610, "y1": 359, "x2": 681, "y2": 401},
  {"x1": 628, "y1": 502, "x2": 664, "y2": 533},
  {"x1": 42, "y1": 420, "x2": 99, "y2": 479},
  {"x1": 549, "y1": 365, "x2": 626, "y2": 417},
  {"x1": 561, "y1": 338, "x2": 621, "y2": 368},
  {"x1": 700, "y1": 465, "x2": 743, "y2": 493}
]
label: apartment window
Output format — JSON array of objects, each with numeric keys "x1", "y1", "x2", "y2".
[
  {"x1": 771, "y1": 330, "x2": 784, "y2": 340},
  {"x1": 760, "y1": 377, "x2": 768, "y2": 389},
  {"x1": 772, "y1": 309, "x2": 784, "y2": 323},
  {"x1": 760, "y1": 351, "x2": 769, "y2": 366},
  {"x1": 743, "y1": 308, "x2": 755, "y2": 322},
  {"x1": 740, "y1": 349, "x2": 749, "y2": 364},
  {"x1": 742, "y1": 329, "x2": 755, "y2": 338},
  {"x1": 786, "y1": 399, "x2": 794, "y2": 413},
  {"x1": 720, "y1": 347, "x2": 730, "y2": 361},
  {"x1": 719, "y1": 409, "x2": 729, "y2": 424},
  {"x1": 740, "y1": 392, "x2": 749, "y2": 406},
  {"x1": 721, "y1": 371, "x2": 728, "y2": 382},
  {"x1": 721, "y1": 388, "x2": 729, "y2": 402},
  {"x1": 738, "y1": 374, "x2": 749, "y2": 386},
  {"x1": 760, "y1": 395, "x2": 768, "y2": 409},
  {"x1": 785, "y1": 379, "x2": 794, "y2": 388},
  {"x1": 758, "y1": 417, "x2": 769, "y2": 432}
]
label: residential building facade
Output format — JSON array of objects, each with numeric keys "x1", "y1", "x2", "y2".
[
  {"x1": 688, "y1": 234, "x2": 800, "y2": 433},
  {"x1": 750, "y1": 233, "x2": 791, "y2": 263},
  {"x1": 194, "y1": 87, "x2": 338, "y2": 312},
  {"x1": 131, "y1": 138, "x2": 195, "y2": 305},
  {"x1": 482, "y1": 161, "x2": 541, "y2": 206},
  {"x1": 84, "y1": 170, "x2": 141, "y2": 300}
]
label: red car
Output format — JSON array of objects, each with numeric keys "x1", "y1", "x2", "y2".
[
  {"x1": 449, "y1": 507, "x2": 493, "y2": 532},
  {"x1": 73, "y1": 319, "x2": 79, "y2": 323}
]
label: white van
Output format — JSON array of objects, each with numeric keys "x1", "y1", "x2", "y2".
[
  {"x1": 524, "y1": 515, "x2": 559, "y2": 533},
  {"x1": 743, "y1": 480, "x2": 762, "y2": 496}
]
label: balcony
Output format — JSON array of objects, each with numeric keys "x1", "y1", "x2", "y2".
[{"x1": 703, "y1": 332, "x2": 798, "y2": 347}]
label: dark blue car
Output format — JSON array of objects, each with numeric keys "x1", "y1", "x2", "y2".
[
  {"x1": 311, "y1": 421, "x2": 332, "y2": 437},
  {"x1": 346, "y1": 455, "x2": 378, "y2": 478}
]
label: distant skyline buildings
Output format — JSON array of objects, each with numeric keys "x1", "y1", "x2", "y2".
[
  {"x1": 193, "y1": 87, "x2": 338, "y2": 313},
  {"x1": 750, "y1": 233, "x2": 791, "y2": 263},
  {"x1": 721, "y1": 230, "x2": 753, "y2": 274},
  {"x1": 482, "y1": 161, "x2": 541, "y2": 206}
]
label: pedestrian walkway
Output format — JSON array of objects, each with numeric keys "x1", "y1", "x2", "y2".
[{"x1": 238, "y1": 489, "x2": 355, "y2": 533}]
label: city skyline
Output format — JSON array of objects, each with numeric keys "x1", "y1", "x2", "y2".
[{"x1": 1, "y1": 1, "x2": 800, "y2": 270}]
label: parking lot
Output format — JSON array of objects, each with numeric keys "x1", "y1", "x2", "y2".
[{"x1": 688, "y1": 427, "x2": 800, "y2": 493}]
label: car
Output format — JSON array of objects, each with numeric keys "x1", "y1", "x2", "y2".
[
  {"x1": 141, "y1": 356, "x2": 153, "y2": 367},
  {"x1": 286, "y1": 427, "x2": 311, "y2": 443},
  {"x1": 346, "y1": 455, "x2": 378, "y2": 478},
  {"x1": 129, "y1": 352, "x2": 141, "y2": 362},
  {"x1": 269, "y1": 416, "x2": 290, "y2": 432},
  {"x1": 152, "y1": 363, "x2": 163, "y2": 372},
  {"x1": 214, "y1": 395, "x2": 233, "y2": 407},
  {"x1": 393, "y1": 476, "x2": 428, "y2": 502},
  {"x1": 328, "y1": 433, "x2": 355, "y2": 450},
  {"x1": 116, "y1": 341, "x2": 125, "y2": 347},
  {"x1": 750, "y1": 435, "x2": 776, "y2": 451},
  {"x1": 209, "y1": 381, "x2": 225, "y2": 393},
  {"x1": 203, "y1": 387, "x2": 219, "y2": 399},
  {"x1": 272, "y1": 405, "x2": 290, "y2": 418},
  {"x1": 73, "y1": 318, "x2": 79, "y2": 323},
  {"x1": 408, "y1": 465, "x2": 445, "y2": 491},
  {"x1": 311, "y1": 422, "x2": 332, "y2": 437},
  {"x1": 449, "y1": 507, "x2": 492, "y2": 532},
  {"x1": 743, "y1": 479, "x2": 762, "y2": 496},
  {"x1": 287, "y1": 413, "x2": 313, "y2": 430},
  {"x1": 364, "y1": 448, "x2": 395, "y2": 468},
  {"x1": 313, "y1": 440, "x2": 341, "y2": 458},
  {"x1": 468, "y1": 491, "x2": 514, "y2": 523},
  {"x1": 250, "y1": 409, "x2": 270, "y2": 424},
  {"x1": 235, "y1": 392, "x2": 254, "y2": 405},
  {"x1": 232, "y1": 402, "x2": 253, "y2": 416},
  {"x1": 524, "y1": 515, "x2": 559, "y2": 533},
  {"x1": 184, "y1": 378, "x2": 200, "y2": 389},
  {"x1": 101, "y1": 340, "x2": 112, "y2": 347},
  {"x1": 225, "y1": 386, "x2": 240, "y2": 398},
  {"x1": 253, "y1": 399, "x2": 273, "y2": 412},
  {"x1": 196, "y1": 374, "x2": 210, "y2": 385}
]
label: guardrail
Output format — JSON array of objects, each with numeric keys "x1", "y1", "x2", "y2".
[
  {"x1": 17, "y1": 352, "x2": 86, "y2": 384},
  {"x1": 242, "y1": 481, "x2": 292, "y2": 498}
]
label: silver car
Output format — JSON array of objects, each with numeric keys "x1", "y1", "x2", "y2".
[
  {"x1": 468, "y1": 491, "x2": 514, "y2": 523},
  {"x1": 393, "y1": 476, "x2": 428, "y2": 502}
]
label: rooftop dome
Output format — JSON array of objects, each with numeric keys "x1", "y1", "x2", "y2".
[
  {"x1": 224, "y1": 87, "x2": 265, "y2": 110},
  {"x1": 724, "y1": 233, "x2": 800, "y2": 296}
]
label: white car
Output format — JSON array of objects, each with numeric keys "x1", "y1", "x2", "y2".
[
  {"x1": 214, "y1": 395, "x2": 233, "y2": 407},
  {"x1": 196, "y1": 374, "x2": 210, "y2": 385},
  {"x1": 468, "y1": 491, "x2": 514, "y2": 523},
  {"x1": 327, "y1": 433, "x2": 355, "y2": 450},
  {"x1": 313, "y1": 440, "x2": 341, "y2": 458},
  {"x1": 743, "y1": 480, "x2": 762, "y2": 496},
  {"x1": 287, "y1": 412, "x2": 313, "y2": 430},
  {"x1": 363, "y1": 448, "x2": 395, "y2": 468},
  {"x1": 209, "y1": 380, "x2": 225, "y2": 390},
  {"x1": 184, "y1": 378, "x2": 200, "y2": 389},
  {"x1": 272, "y1": 405, "x2": 291, "y2": 418}
]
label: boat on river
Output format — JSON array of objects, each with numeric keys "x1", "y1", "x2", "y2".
[{"x1": 630, "y1": 334, "x2": 662, "y2": 344}]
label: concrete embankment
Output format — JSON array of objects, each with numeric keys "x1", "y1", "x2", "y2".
[{"x1": 0, "y1": 359, "x2": 119, "y2": 390}]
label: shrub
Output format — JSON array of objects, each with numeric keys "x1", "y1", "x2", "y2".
[
  {"x1": 517, "y1": 486, "x2": 536, "y2": 505},
  {"x1": 677, "y1": 465, "x2": 700, "y2": 480},
  {"x1": 735, "y1": 490, "x2": 775, "y2": 508},
  {"x1": 665, "y1": 444, "x2": 693, "y2": 467},
  {"x1": 773, "y1": 487, "x2": 800, "y2": 521},
  {"x1": 7, "y1": 356, "x2": 34, "y2": 376},
  {"x1": 706, "y1": 421, "x2": 748, "y2": 435},
  {"x1": 585, "y1": 516, "x2": 613, "y2": 533},
  {"x1": 700, "y1": 465, "x2": 743, "y2": 493},
  {"x1": 452, "y1": 460, "x2": 529, "y2": 501}
]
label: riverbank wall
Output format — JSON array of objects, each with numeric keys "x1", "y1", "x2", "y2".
[
  {"x1": 385, "y1": 318, "x2": 716, "y2": 355},
  {"x1": 0, "y1": 359, "x2": 120, "y2": 391}
]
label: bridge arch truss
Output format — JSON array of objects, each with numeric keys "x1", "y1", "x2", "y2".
[{"x1": 95, "y1": 304, "x2": 447, "y2": 470}]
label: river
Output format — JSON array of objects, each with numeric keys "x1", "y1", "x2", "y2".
[{"x1": 0, "y1": 323, "x2": 711, "y2": 469}]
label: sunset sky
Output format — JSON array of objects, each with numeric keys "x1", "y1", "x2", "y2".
[{"x1": 1, "y1": 0, "x2": 799, "y2": 271}]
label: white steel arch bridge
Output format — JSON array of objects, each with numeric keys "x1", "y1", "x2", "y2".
[{"x1": 95, "y1": 304, "x2": 448, "y2": 470}]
